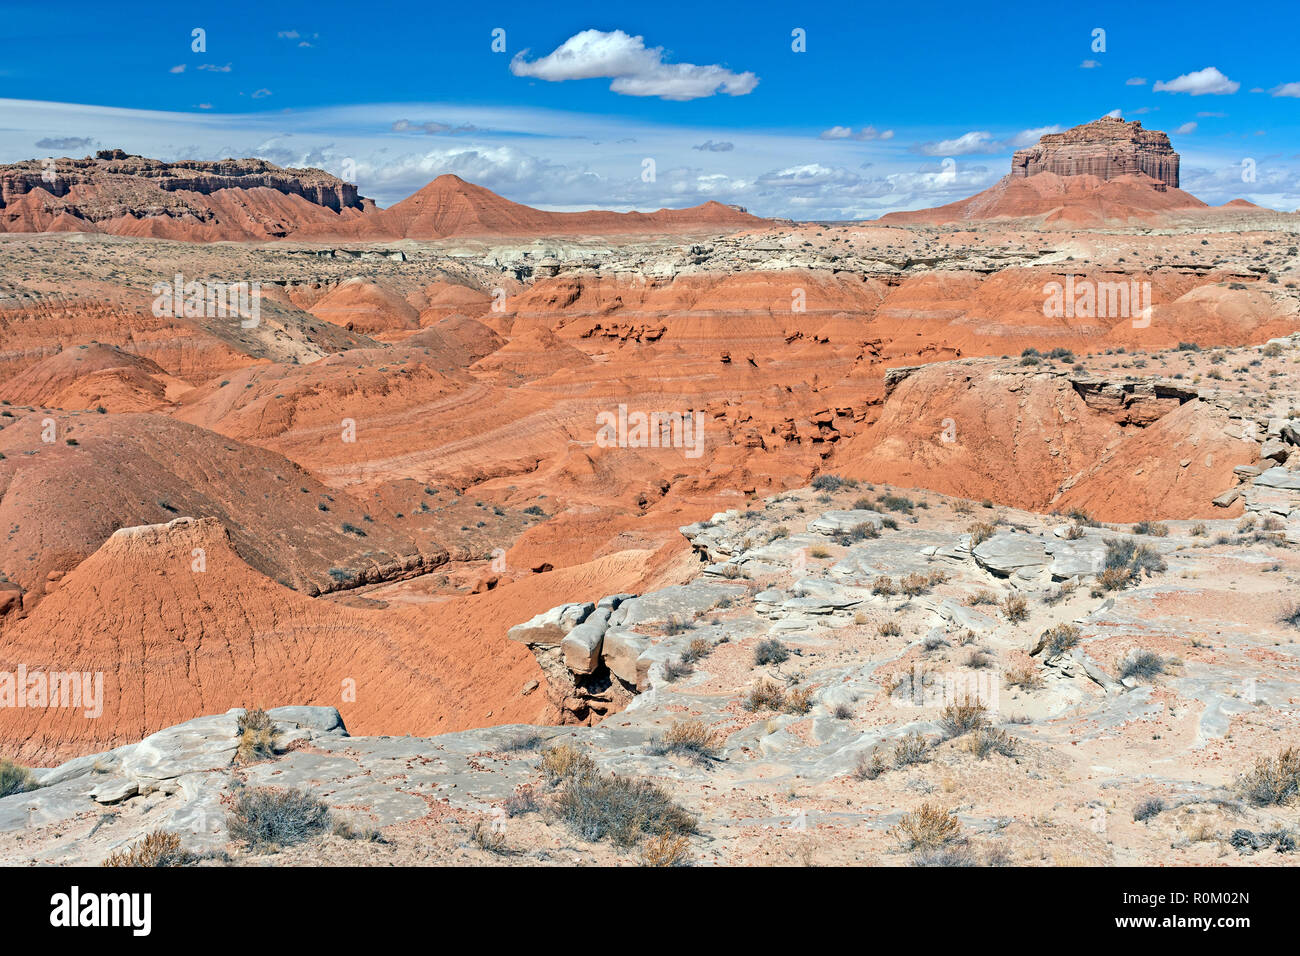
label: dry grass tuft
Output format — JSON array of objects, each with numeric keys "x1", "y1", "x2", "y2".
[
  {"x1": 893, "y1": 802, "x2": 963, "y2": 850},
  {"x1": 102, "y1": 829, "x2": 193, "y2": 867},
  {"x1": 235, "y1": 707, "x2": 278, "y2": 764}
]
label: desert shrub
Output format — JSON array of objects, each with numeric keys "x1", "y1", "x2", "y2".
[
  {"x1": 1064, "y1": 523, "x2": 1085, "y2": 540},
  {"x1": 1119, "y1": 649, "x2": 1170, "y2": 681},
  {"x1": 1237, "y1": 747, "x2": 1300, "y2": 806},
  {"x1": 1098, "y1": 566, "x2": 1135, "y2": 591},
  {"x1": 1133, "y1": 797, "x2": 1165, "y2": 822},
  {"x1": 939, "y1": 702, "x2": 989, "y2": 739},
  {"x1": 472, "y1": 820, "x2": 509, "y2": 854},
  {"x1": 647, "y1": 721, "x2": 722, "y2": 765},
  {"x1": 1004, "y1": 665, "x2": 1043, "y2": 690},
  {"x1": 967, "y1": 521, "x2": 997, "y2": 547},
  {"x1": 1190, "y1": 522, "x2": 1208, "y2": 537},
  {"x1": 965, "y1": 589, "x2": 998, "y2": 606},
  {"x1": 640, "y1": 833, "x2": 692, "y2": 867},
  {"x1": 966, "y1": 727, "x2": 1016, "y2": 759},
  {"x1": 227, "y1": 786, "x2": 332, "y2": 849},
  {"x1": 965, "y1": 648, "x2": 994, "y2": 670},
  {"x1": 551, "y1": 771, "x2": 696, "y2": 848},
  {"x1": 500, "y1": 731, "x2": 544, "y2": 752},
  {"x1": 1280, "y1": 604, "x2": 1300, "y2": 629},
  {"x1": 235, "y1": 708, "x2": 278, "y2": 764},
  {"x1": 835, "y1": 522, "x2": 879, "y2": 545},
  {"x1": 1104, "y1": 538, "x2": 1166, "y2": 578},
  {"x1": 662, "y1": 615, "x2": 695, "y2": 636},
  {"x1": 872, "y1": 576, "x2": 896, "y2": 596},
  {"x1": 662, "y1": 658, "x2": 694, "y2": 682},
  {"x1": 540, "y1": 744, "x2": 597, "y2": 784},
  {"x1": 1131, "y1": 521, "x2": 1169, "y2": 537},
  {"x1": 754, "y1": 638, "x2": 790, "y2": 666},
  {"x1": 922, "y1": 632, "x2": 948, "y2": 652},
  {"x1": 893, "y1": 733, "x2": 930, "y2": 768},
  {"x1": 1041, "y1": 623, "x2": 1081, "y2": 657},
  {"x1": 522, "y1": 505, "x2": 546, "y2": 516},
  {"x1": 899, "y1": 573, "x2": 930, "y2": 597},
  {"x1": 877, "y1": 494, "x2": 915, "y2": 513},
  {"x1": 808, "y1": 545, "x2": 831, "y2": 559},
  {"x1": 909, "y1": 845, "x2": 977, "y2": 866},
  {"x1": 1002, "y1": 593, "x2": 1029, "y2": 622},
  {"x1": 784, "y1": 686, "x2": 815, "y2": 715},
  {"x1": 744, "y1": 681, "x2": 787, "y2": 711},
  {"x1": 680, "y1": 638, "x2": 713, "y2": 664},
  {"x1": 102, "y1": 829, "x2": 192, "y2": 867},
  {"x1": 504, "y1": 785, "x2": 540, "y2": 817},
  {"x1": 811, "y1": 474, "x2": 849, "y2": 492},
  {"x1": 894, "y1": 803, "x2": 963, "y2": 850},
  {"x1": 832, "y1": 702, "x2": 855, "y2": 720},
  {"x1": 878, "y1": 619, "x2": 903, "y2": 637},
  {"x1": 854, "y1": 751, "x2": 886, "y2": 780},
  {"x1": 0, "y1": 758, "x2": 37, "y2": 798}
]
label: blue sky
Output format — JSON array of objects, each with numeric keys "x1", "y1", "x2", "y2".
[{"x1": 1, "y1": 0, "x2": 1298, "y2": 218}]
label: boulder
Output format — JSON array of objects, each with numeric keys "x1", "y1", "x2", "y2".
[
  {"x1": 972, "y1": 532, "x2": 1049, "y2": 576},
  {"x1": 506, "y1": 602, "x2": 594, "y2": 645},
  {"x1": 808, "y1": 510, "x2": 886, "y2": 535}
]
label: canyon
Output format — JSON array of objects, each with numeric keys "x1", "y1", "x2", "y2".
[{"x1": 0, "y1": 116, "x2": 1297, "y2": 867}]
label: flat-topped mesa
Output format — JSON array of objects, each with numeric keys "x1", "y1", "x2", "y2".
[
  {"x1": 0, "y1": 151, "x2": 365, "y2": 216},
  {"x1": 1011, "y1": 116, "x2": 1180, "y2": 190}
]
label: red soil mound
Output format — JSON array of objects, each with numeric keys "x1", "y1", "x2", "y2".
[
  {"x1": 837, "y1": 360, "x2": 1253, "y2": 520},
  {"x1": 0, "y1": 412, "x2": 445, "y2": 606},
  {"x1": 881, "y1": 172, "x2": 1206, "y2": 227}
]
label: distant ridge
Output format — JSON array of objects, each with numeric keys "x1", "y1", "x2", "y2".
[{"x1": 0, "y1": 152, "x2": 766, "y2": 242}]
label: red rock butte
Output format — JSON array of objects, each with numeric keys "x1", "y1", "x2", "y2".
[{"x1": 1011, "y1": 115, "x2": 1180, "y2": 190}]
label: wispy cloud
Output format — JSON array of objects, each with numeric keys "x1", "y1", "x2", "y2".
[
  {"x1": 819, "y1": 125, "x2": 894, "y2": 141},
  {"x1": 34, "y1": 136, "x2": 95, "y2": 152}
]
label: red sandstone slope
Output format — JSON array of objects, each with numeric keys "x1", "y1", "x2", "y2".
[
  {"x1": 299, "y1": 175, "x2": 767, "y2": 240},
  {"x1": 0, "y1": 412, "x2": 445, "y2": 605},
  {"x1": 837, "y1": 361, "x2": 1253, "y2": 519},
  {"x1": 881, "y1": 172, "x2": 1207, "y2": 226}
]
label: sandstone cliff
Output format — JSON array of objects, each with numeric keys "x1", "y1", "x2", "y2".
[{"x1": 1011, "y1": 115, "x2": 1179, "y2": 189}]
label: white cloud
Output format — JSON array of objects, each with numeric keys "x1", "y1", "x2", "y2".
[
  {"x1": 198, "y1": 63, "x2": 233, "y2": 73},
  {"x1": 1080, "y1": 59, "x2": 1100, "y2": 69},
  {"x1": 1007, "y1": 125, "x2": 1062, "y2": 148},
  {"x1": 169, "y1": 64, "x2": 186, "y2": 74},
  {"x1": 1174, "y1": 122, "x2": 1197, "y2": 134},
  {"x1": 1104, "y1": 108, "x2": 1123, "y2": 118},
  {"x1": 251, "y1": 89, "x2": 272, "y2": 99},
  {"x1": 1153, "y1": 66, "x2": 1239, "y2": 95},
  {"x1": 509, "y1": 29, "x2": 757, "y2": 101},
  {"x1": 819, "y1": 125, "x2": 893, "y2": 141},
  {"x1": 1126, "y1": 77, "x2": 1147, "y2": 86},
  {"x1": 912, "y1": 130, "x2": 998, "y2": 156},
  {"x1": 692, "y1": 140, "x2": 733, "y2": 151},
  {"x1": 1272, "y1": 82, "x2": 1300, "y2": 98}
]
